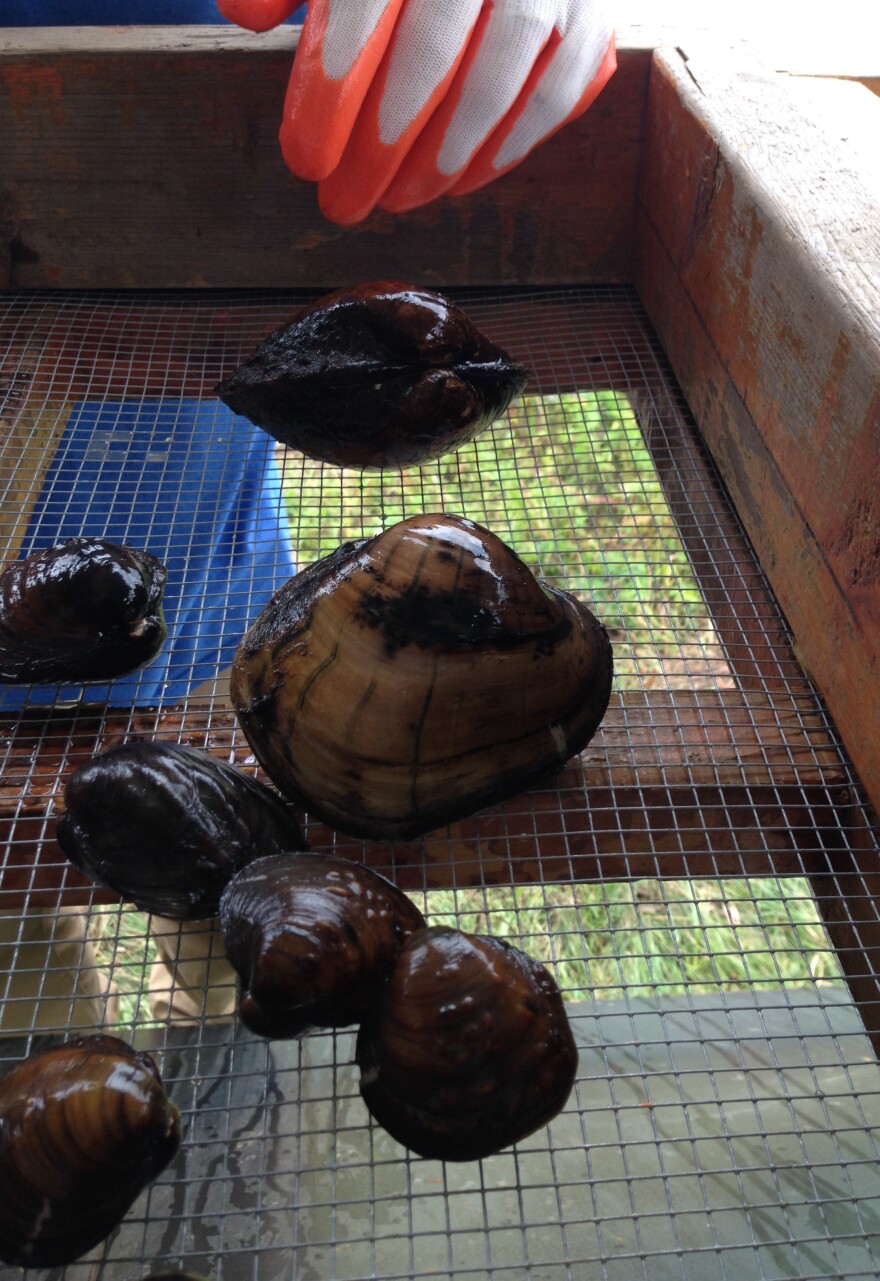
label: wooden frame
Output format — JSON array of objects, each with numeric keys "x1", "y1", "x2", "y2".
[
  {"x1": 1, "y1": 27, "x2": 879, "y2": 1039},
  {"x1": 0, "y1": 25, "x2": 646, "y2": 288},
  {"x1": 634, "y1": 43, "x2": 880, "y2": 823}
]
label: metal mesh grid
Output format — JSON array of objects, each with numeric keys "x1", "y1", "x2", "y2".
[{"x1": 1, "y1": 285, "x2": 879, "y2": 1279}]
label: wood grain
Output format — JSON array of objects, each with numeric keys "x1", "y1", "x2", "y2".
[
  {"x1": 0, "y1": 30, "x2": 649, "y2": 289},
  {"x1": 634, "y1": 47, "x2": 880, "y2": 819},
  {"x1": 0, "y1": 688, "x2": 847, "y2": 909},
  {"x1": 0, "y1": 330, "x2": 72, "y2": 563}
]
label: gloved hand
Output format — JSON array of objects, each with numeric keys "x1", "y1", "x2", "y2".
[
  {"x1": 217, "y1": 0, "x2": 303, "y2": 32},
  {"x1": 218, "y1": 1, "x2": 616, "y2": 226}
]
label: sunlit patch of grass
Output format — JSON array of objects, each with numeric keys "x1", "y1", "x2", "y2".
[
  {"x1": 278, "y1": 390, "x2": 731, "y2": 691},
  {"x1": 87, "y1": 905, "x2": 159, "y2": 1029},
  {"x1": 88, "y1": 879, "x2": 844, "y2": 1029},
  {"x1": 420, "y1": 877, "x2": 844, "y2": 1003}
]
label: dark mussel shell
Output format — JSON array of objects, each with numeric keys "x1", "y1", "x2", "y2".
[
  {"x1": 0, "y1": 1034, "x2": 181, "y2": 1269},
  {"x1": 215, "y1": 282, "x2": 529, "y2": 469},
  {"x1": 139, "y1": 1270, "x2": 211, "y2": 1281},
  {"x1": 57, "y1": 740, "x2": 307, "y2": 919},
  {"x1": 134, "y1": 1274, "x2": 210, "y2": 1281},
  {"x1": 137, "y1": 1275, "x2": 211, "y2": 1281},
  {"x1": 356, "y1": 926, "x2": 578, "y2": 1162},
  {"x1": 219, "y1": 852, "x2": 426, "y2": 1039},
  {"x1": 230, "y1": 513, "x2": 613, "y2": 841},
  {"x1": 0, "y1": 537, "x2": 167, "y2": 684}
]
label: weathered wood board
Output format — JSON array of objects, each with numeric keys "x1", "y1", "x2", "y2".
[
  {"x1": 0, "y1": 26, "x2": 648, "y2": 289},
  {"x1": 634, "y1": 45, "x2": 880, "y2": 822},
  {"x1": 0, "y1": 688, "x2": 849, "y2": 910},
  {"x1": 0, "y1": 342, "x2": 71, "y2": 564}
]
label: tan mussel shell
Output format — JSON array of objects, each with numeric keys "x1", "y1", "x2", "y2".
[
  {"x1": 231, "y1": 513, "x2": 613, "y2": 840},
  {"x1": 0, "y1": 1034, "x2": 181, "y2": 1269}
]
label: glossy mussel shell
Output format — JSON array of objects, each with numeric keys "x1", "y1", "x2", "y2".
[
  {"x1": 136, "y1": 1274, "x2": 210, "y2": 1281},
  {"x1": 215, "y1": 282, "x2": 529, "y2": 469},
  {"x1": 56, "y1": 740, "x2": 307, "y2": 919},
  {"x1": 0, "y1": 1034, "x2": 181, "y2": 1268},
  {"x1": 0, "y1": 537, "x2": 167, "y2": 684},
  {"x1": 136, "y1": 1274, "x2": 211, "y2": 1281},
  {"x1": 219, "y1": 852, "x2": 426, "y2": 1038},
  {"x1": 356, "y1": 926, "x2": 578, "y2": 1162},
  {"x1": 230, "y1": 513, "x2": 613, "y2": 840}
]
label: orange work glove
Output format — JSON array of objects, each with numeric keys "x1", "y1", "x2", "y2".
[
  {"x1": 218, "y1": 1, "x2": 617, "y2": 226},
  {"x1": 217, "y1": 0, "x2": 304, "y2": 33}
]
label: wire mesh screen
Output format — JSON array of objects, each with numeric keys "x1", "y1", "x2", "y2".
[{"x1": 1, "y1": 285, "x2": 879, "y2": 1280}]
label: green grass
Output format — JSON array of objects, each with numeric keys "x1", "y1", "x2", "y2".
[
  {"x1": 420, "y1": 878, "x2": 843, "y2": 1002},
  {"x1": 278, "y1": 390, "x2": 730, "y2": 689},
  {"x1": 88, "y1": 877, "x2": 843, "y2": 1029},
  {"x1": 87, "y1": 905, "x2": 158, "y2": 1029}
]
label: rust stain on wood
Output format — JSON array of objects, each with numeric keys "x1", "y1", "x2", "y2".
[
  {"x1": 832, "y1": 495, "x2": 880, "y2": 588},
  {"x1": 0, "y1": 64, "x2": 66, "y2": 125},
  {"x1": 636, "y1": 203, "x2": 880, "y2": 815},
  {"x1": 825, "y1": 384, "x2": 880, "y2": 621},
  {"x1": 636, "y1": 51, "x2": 880, "y2": 814}
]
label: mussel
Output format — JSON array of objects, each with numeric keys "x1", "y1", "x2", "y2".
[
  {"x1": 136, "y1": 1274, "x2": 210, "y2": 1281},
  {"x1": 0, "y1": 537, "x2": 167, "y2": 684},
  {"x1": 230, "y1": 513, "x2": 613, "y2": 840},
  {"x1": 219, "y1": 852, "x2": 426, "y2": 1038},
  {"x1": 139, "y1": 1275, "x2": 210, "y2": 1281},
  {"x1": 57, "y1": 740, "x2": 307, "y2": 919},
  {"x1": 0, "y1": 1034, "x2": 181, "y2": 1268},
  {"x1": 215, "y1": 282, "x2": 529, "y2": 469},
  {"x1": 136, "y1": 1274, "x2": 211, "y2": 1281},
  {"x1": 356, "y1": 925, "x2": 578, "y2": 1162}
]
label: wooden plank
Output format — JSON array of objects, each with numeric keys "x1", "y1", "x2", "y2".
[
  {"x1": 780, "y1": 75, "x2": 880, "y2": 186},
  {"x1": 624, "y1": 1, "x2": 880, "y2": 81},
  {"x1": 634, "y1": 47, "x2": 880, "y2": 819},
  {"x1": 0, "y1": 322, "x2": 72, "y2": 563},
  {"x1": 0, "y1": 293, "x2": 671, "y2": 405},
  {"x1": 0, "y1": 689, "x2": 847, "y2": 908},
  {"x1": 0, "y1": 29, "x2": 649, "y2": 289},
  {"x1": 1, "y1": 782, "x2": 841, "y2": 911}
]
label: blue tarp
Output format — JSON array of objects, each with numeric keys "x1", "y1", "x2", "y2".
[
  {"x1": 2, "y1": 3, "x2": 306, "y2": 24},
  {"x1": 1, "y1": 0, "x2": 305, "y2": 708},
  {"x1": 0, "y1": 400, "x2": 295, "y2": 709}
]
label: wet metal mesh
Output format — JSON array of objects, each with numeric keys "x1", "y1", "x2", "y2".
[{"x1": 0, "y1": 286, "x2": 878, "y2": 1280}]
